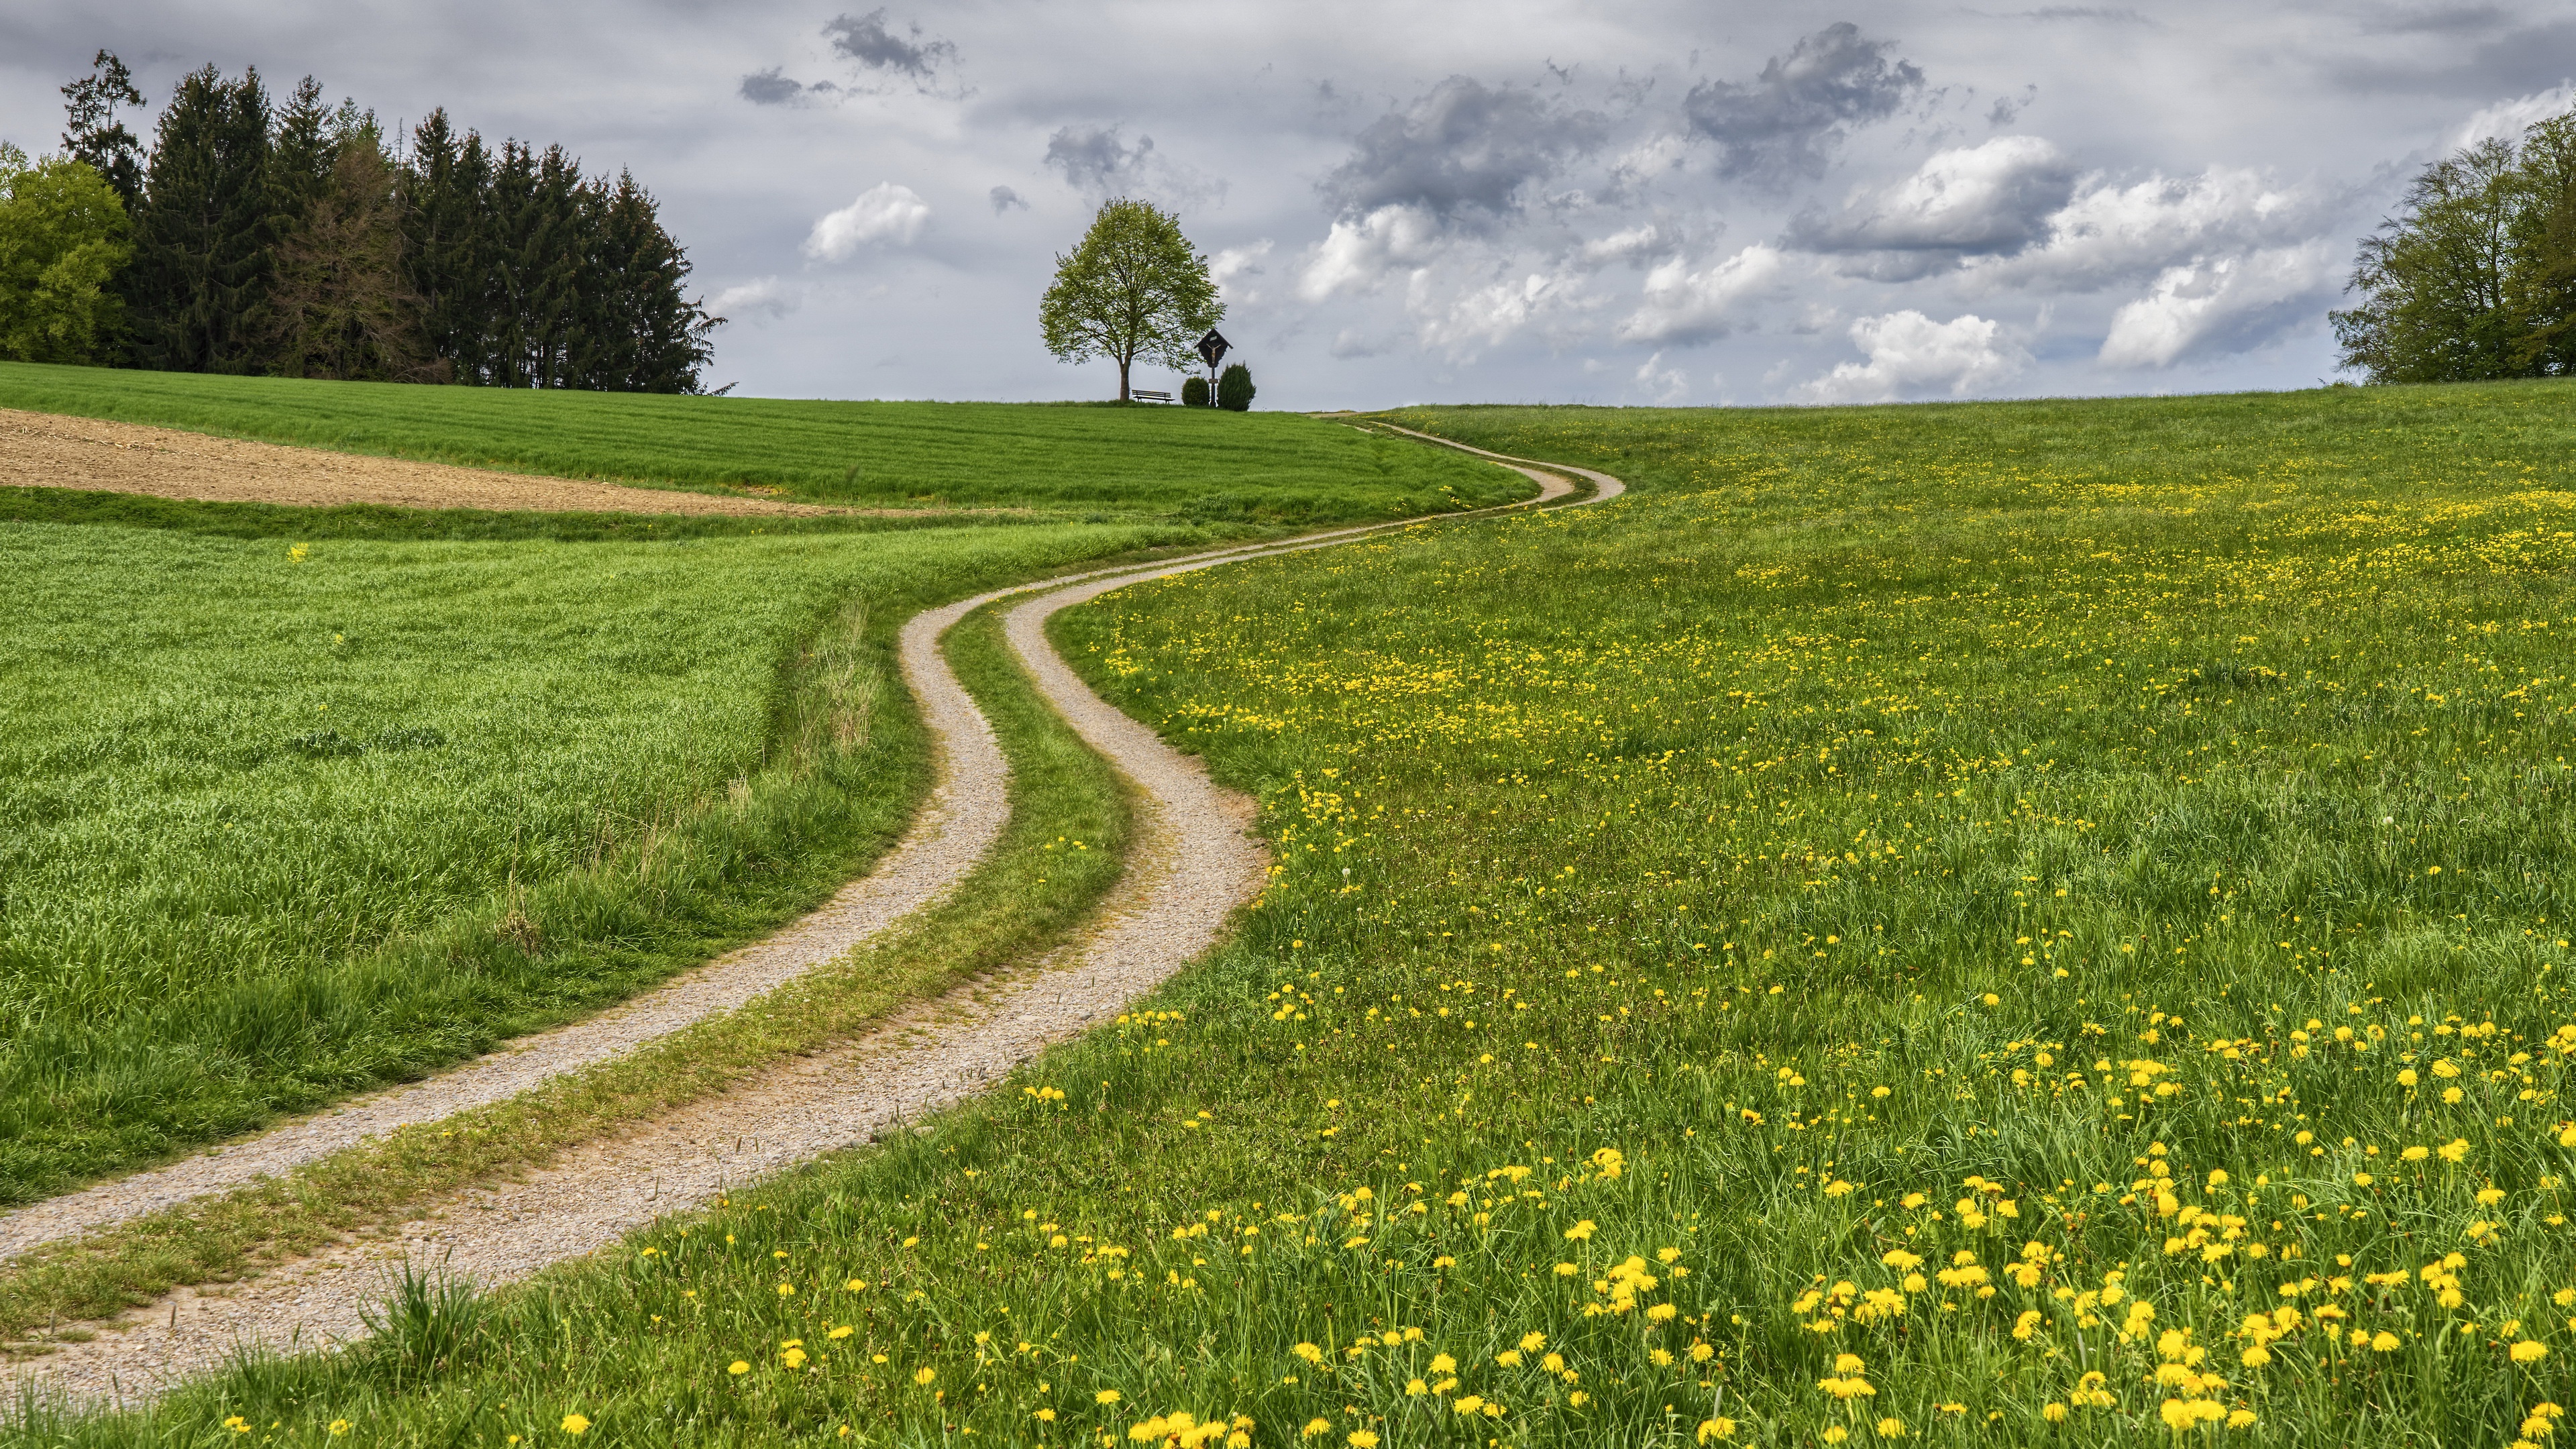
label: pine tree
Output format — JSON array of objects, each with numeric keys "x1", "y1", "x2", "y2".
[
  {"x1": 59, "y1": 51, "x2": 146, "y2": 209},
  {"x1": 400, "y1": 110, "x2": 488, "y2": 383},
  {"x1": 126, "y1": 66, "x2": 278, "y2": 373},
  {"x1": 586, "y1": 170, "x2": 718, "y2": 391},
  {"x1": 267, "y1": 78, "x2": 337, "y2": 228},
  {"x1": 266, "y1": 126, "x2": 431, "y2": 380}
]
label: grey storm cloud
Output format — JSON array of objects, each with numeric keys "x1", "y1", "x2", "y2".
[
  {"x1": 823, "y1": 9, "x2": 957, "y2": 79},
  {"x1": 1318, "y1": 76, "x2": 1609, "y2": 227},
  {"x1": 1041, "y1": 125, "x2": 1225, "y2": 208},
  {"x1": 989, "y1": 184, "x2": 1028, "y2": 213},
  {"x1": 1684, "y1": 23, "x2": 1925, "y2": 184},
  {"x1": 1044, "y1": 125, "x2": 1154, "y2": 193},
  {"x1": 739, "y1": 68, "x2": 807, "y2": 106}
]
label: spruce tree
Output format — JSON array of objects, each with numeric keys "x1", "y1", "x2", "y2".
[
  {"x1": 126, "y1": 66, "x2": 277, "y2": 373},
  {"x1": 266, "y1": 127, "x2": 431, "y2": 380},
  {"x1": 60, "y1": 51, "x2": 146, "y2": 209},
  {"x1": 400, "y1": 110, "x2": 489, "y2": 383}
]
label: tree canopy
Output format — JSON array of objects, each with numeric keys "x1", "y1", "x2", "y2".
[
  {"x1": 0, "y1": 145, "x2": 131, "y2": 365},
  {"x1": 1039, "y1": 197, "x2": 1222, "y2": 401},
  {"x1": 2334, "y1": 106, "x2": 2576, "y2": 382},
  {"x1": 0, "y1": 51, "x2": 720, "y2": 389}
]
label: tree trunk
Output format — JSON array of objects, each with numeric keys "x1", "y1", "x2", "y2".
[{"x1": 1117, "y1": 354, "x2": 1131, "y2": 401}]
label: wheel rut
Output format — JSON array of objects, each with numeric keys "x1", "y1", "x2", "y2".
[{"x1": 3, "y1": 429, "x2": 1621, "y2": 1408}]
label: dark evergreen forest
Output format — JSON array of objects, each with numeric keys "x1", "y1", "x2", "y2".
[{"x1": 56, "y1": 51, "x2": 720, "y2": 391}]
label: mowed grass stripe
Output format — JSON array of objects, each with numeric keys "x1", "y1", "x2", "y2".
[{"x1": 0, "y1": 362, "x2": 1533, "y2": 520}]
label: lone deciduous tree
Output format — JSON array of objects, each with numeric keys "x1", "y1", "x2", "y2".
[{"x1": 1039, "y1": 197, "x2": 1221, "y2": 401}]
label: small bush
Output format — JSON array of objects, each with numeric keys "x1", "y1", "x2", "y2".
[
  {"x1": 1217, "y1": 362, "x2": 1254, "y2": 412},
  {"x1": 1180, "y1": 376, "x2": 1210, "y2": 407}
]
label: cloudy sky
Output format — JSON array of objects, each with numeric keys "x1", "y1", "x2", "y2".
[{"x1": 4, "y1": 1, "x2": 2573, "y2": 408}]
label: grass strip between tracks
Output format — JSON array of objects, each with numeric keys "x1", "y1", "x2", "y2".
[{"x1": 0, "y1": 604, "x2": 1130, "y2": 1354}]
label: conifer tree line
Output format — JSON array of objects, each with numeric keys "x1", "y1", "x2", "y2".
[
  {"x1": 4, "y1": 50, "x2": 720, "y2": 389},
  {"x1": 2335, "y1": 105, "x2": 2576, "y2": 383}
]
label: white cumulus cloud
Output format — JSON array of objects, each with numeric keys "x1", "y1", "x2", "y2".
[
  {"x1": 1578, "y1": 223, "x2": 1680, "y2": 270},
  {"x1": 1967, "y1": 164, "x2": 2322, "y2": 292},
  {"x1": 2096, "y1": 239, "x2": 2341, "y2": 368},
  {"x1": 1792, "y1": 135, "x2": 2078, "y2": 262},
  {"x1": 1800, "y1": 310, "x2": 2028, "y2": 403},
  {"x1": 803, "y1": 182, "x2": 932, "y2": 260},
  {"x1": 1413, "y1": 270, "x2": 1575, "y2": 358},
  {"x1": 1210, "y1": 240, "x2": 1274, "y2": 305},
  {"x1": 2453, "y1": 85, "x2": 2576, "y2": 151},
  {"x1": 708, "y1": 276, "x2": 797, "y2": 322},
  {"x1": 1297, "y1": 205, "x2": 1447, "y2": 301},
  {"x1": 1616, "y1": 244, "x2": 1790, "y2": 345}
]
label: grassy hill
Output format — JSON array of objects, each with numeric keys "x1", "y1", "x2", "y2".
[
  {"x1": 25, "y1": 379, "x2": 2576, "y2": 1447},
  {"x1": 0, "y1": 367, "x2": 1532, "y2": 1201},
  {"x1": 0, "y1": 362, "x2": 1529, "y2": 521}
]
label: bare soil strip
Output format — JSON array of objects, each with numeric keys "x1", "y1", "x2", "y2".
[
  {"x1": 3, "y1": 432, "x2": 1616, "y2": 1409},
  {"x1": 0, "y1": 407, "x2": 848, "y2": 517}
]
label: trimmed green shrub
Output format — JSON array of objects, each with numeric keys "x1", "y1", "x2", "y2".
[
  {"x1": 1180, "y1": 375, "x2": 1210, "y2": 407},
  {"x1": 1217, "y1": 362, "x2": 1254, "y2": 412}
]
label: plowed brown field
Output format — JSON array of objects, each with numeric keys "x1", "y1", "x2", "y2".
[{"x1": 0, "y1": 407, "x2": 847, "y2": 517}]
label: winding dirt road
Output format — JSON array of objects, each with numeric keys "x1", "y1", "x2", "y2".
[{"x1": 2, "y1": 429, "x2": 1623, "y2": 1407}]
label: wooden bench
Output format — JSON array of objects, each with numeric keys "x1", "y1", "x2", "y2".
[{"x1": 1131, "y1": 389, "x2": 1174, "y2": 402}]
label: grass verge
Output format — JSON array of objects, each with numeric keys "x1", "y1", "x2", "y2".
[
  {"x1": 0, "y1": 363, "x2": 1532, "y2": 520},
  {"x1": 0, "y1": 602, "x2": 1131, "y2": 1354}
]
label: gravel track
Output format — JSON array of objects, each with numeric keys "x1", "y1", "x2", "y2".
[{"x1": 3, "y1": 432, "x2": 1619, "y2": 1409}]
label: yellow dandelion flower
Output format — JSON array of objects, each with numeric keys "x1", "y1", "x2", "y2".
[{"x1": 561, "y1": 1414, "x2": 591, "y2": 1436}]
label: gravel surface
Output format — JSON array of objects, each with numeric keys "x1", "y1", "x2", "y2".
[
  {"x1": 0, "y1": 407, "x2": 850, "y2": 516},
  {"x1": 2, "y1": 444, "x2": 1621, "y2": 1409}
]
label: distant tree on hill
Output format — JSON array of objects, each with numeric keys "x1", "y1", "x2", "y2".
[
  {"x1": 0, "y1": 145, "x2": 131, "y2": 364},
  {"x1": 2334, "y1": 107, "x2": 2576, "y2": 382},
  {"x1": 1039, "y1": 197, "x2": 1222, "y2": 402}
]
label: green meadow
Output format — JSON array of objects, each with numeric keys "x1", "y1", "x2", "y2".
[
  {"x1": 0, "y1": 515, "x2": 1190, "y2": 1203},
  {"x1": 42, "y1": 380, "x2": 2576, "y2": 1448},
  {"x1": 0, "y1": 362, "x2": 1527, "y2": 521}
]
